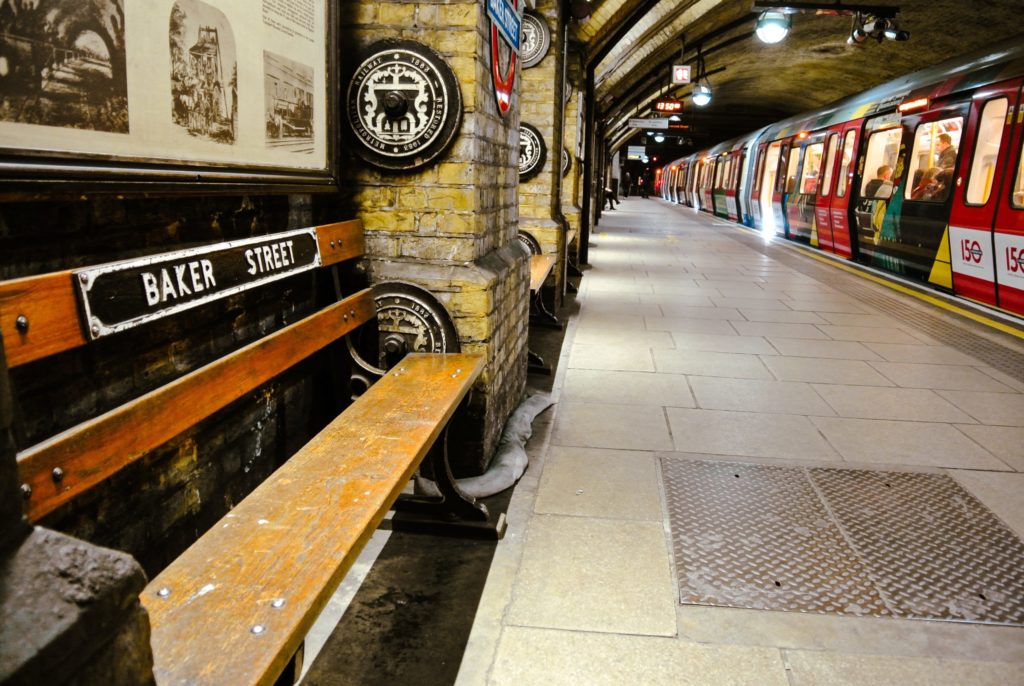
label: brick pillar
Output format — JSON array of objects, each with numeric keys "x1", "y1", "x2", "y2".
[
  {"x1": 339, "y1": 1, "x2": 528, "y2": 475},
  {"x1": 518, "y1": 1, "x2": 568, "y2": 301}
]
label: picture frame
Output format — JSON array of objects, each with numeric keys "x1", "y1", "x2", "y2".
[{"x1": 0, "y1": 0, "x2": 338, "y2": 198}]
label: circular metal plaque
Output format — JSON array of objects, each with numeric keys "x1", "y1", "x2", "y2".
[
  {"x1": 519, "y1": 123, "x2": 546, "y2": 181},
  {"x1": 347, "y1": 281, "x2": 460, "y2": 382},
  {"x1": 562, "y1": 147, "x2": 571, "y2": 178},
  {"x1": 346, "y1": 40, "x2": 462, "y2": 171},
  {"x1": 518, "y1": 231, "x2": 542, "y2": 256},
  {"x1": 520, "y1": 12, "x2": 551, "y2": 69}
]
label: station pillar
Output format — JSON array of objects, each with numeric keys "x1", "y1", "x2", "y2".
[
  {"x1": 517, "y1": 0, "x2": 569, "y2": 302},
  {"x1": 339, "y1": 1, "x2": 528, "y2": 475}
]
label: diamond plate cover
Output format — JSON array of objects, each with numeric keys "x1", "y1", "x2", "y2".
[
  {"x1": 810, "y1": 468, "x2": 1024, "y2": 625},
  {"x1": 661, "y1": 458, "x2": 1024, "y2": 626},
  {"x1": 660, "y1": 459, "x2": 889, "y2": 616}
]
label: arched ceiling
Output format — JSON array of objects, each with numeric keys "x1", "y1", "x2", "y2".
[{"x1": 568, "y1": 0, "x2": 1024, "y2": 156}]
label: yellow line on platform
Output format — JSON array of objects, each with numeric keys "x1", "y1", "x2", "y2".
[{"x1": 789, "y1": 244, "x2": 1024, "y2": 342}]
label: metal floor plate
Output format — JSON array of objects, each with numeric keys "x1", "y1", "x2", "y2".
[{"x1": 661, "y1": 458, "x2": 1024, "y2": 625}]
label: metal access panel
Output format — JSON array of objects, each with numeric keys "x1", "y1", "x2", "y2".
[{"x1": 661, "y1": 458, "x2": 1024, "y2": 626}]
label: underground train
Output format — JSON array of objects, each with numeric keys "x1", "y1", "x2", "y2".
[{"x1": 659, "y1": 36, "x2": 1024, "y2": 317}]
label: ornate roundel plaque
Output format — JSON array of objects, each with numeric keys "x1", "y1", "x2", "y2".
[
  {"x1": 561, "y1": 147, "x2": 571, "y2": 178},
  {"x1": 520, "y1": 12, "x2": 551, "y2": 69},
  {"x1": 346, "y1": 40, "x2": 462, "y2": 171},
  {"x1": 518, "y1": 231, "x2": 542, "y2": 256},
  {"x1": 348, "y1": 281, "x2": 460, "y2": 380},
  {"x1": 519, "y1": 123, "x2": 546, "y2": 181}
]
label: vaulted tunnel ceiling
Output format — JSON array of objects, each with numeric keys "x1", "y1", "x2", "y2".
[{"x1": 568, "y1": 0, "x2": 1024, "y2": 157}]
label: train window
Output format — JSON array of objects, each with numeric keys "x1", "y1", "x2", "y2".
[
  {"x1": 820, "y1": 134, "x2": 839, "y2": 197},
  {"x1": 860, "y1": 128, "x2": 901, "y2": 199},
  {"x1": 835, "y1": 131, "x2": 857, "y2": 197},
  {"x1": 905, "y1": 116, "x2": 963, "y2": 202},
  {"x1": 799, "y1": 142, "x2": 824, "y2": 195},
  {"x1": 965, "y1": 98, "x2": 1008, "y2": 206},
  {"x1": 1013, "y1": 142, "x2": 1024, "y2": 208},
  {"x1": 753, "y1": 149, "x2": 766, "y2": 192},
  {"x1": 785, "y1": 147, "x2": 801, "y2": 194}
]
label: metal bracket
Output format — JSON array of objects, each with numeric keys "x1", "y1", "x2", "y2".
[{"x1": 392, "y1": 424, "x2": 507, "y2": 540}]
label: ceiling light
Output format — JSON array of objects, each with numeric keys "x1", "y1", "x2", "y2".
[
  {"x1": 755, "y1": 10, "x2": 790, "y2": 44},
  {"x1": 691, "y1": 82, "x2": 712, "y2": 107},
  {"x1": 654, "y1": 134, "x2": 665, "y2": 143}
]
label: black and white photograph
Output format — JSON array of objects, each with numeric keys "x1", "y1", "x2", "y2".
[
  {"x1": 169, "y1": 0, "x2": 236, "y2": 144},
  {"x1": 0, "y1": 0, "x2": 128, "y2": 132},
  {"x1": 263, "y1": 49, "x2": 312, "y2": 154}
]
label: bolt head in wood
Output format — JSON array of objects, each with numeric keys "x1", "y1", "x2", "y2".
[
  {"x1": 157, "y1": 587, "x2": 171, "y2": 598},
  {"x1": 20, "y1": 484, "x2": 31, "y2": 499},
  {"x1": 271, "y1": 598, "x2": 285, "y2": 609},
  {"x1": 251, "y1": 625, "x2": 265, "y2": 635},
  {"x1": 15, "y1": 315, "x2": 28, "y2": 332},
  {"x1": 51, "y1": 467, "x2": 64, "y2": 482}
]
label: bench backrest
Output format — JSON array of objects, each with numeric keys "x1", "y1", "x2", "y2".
[{"x1": 0, "y1": 220, "x2": 368, "y2": 522}]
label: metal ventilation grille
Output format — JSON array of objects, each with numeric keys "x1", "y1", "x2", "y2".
[{"x1": 661, "y1": 458, "x2": 1024, "y2": 625}]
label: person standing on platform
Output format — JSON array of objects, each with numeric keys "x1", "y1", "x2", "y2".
[
  {"x1": 623, "y1": 171, "x2": 632, "y2": 197},
  {"x1": 639, "y1": 174, "x2": 649, "y2": 198}
]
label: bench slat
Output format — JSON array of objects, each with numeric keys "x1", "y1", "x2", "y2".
[
  {"x1": 529, "y1": 254, "x2": 556, "y2": 292},
  {"x1": 0, "y1": 270, "x2": 84, "y2": 368},
  {"x1": 315, "y1": 220, "x2": 365, "y2": 267},
  {"x1": 18, "y1": 289, "x2": 376, "y2": 522},
  {"x1": 142, "y1": 353, "x2": 484, "y2": 686}
]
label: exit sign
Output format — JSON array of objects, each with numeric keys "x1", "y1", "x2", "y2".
[
  {"x1": 655, "y1": 99, "x2": 683, "y2": 113},
  {"x1": 671, "y1": 65, "x2": 691, "y2": 84}
]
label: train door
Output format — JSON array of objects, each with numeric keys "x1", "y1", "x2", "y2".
[
  {"x1": 759, "y1": 140, "x2": 783, "y2": 236},
  {"x1": 701, "y1": 159, "x2": 715, "y2": 213},
  {"x1": 776, "y1": 139, "x2": 799, "y2": 238},
  {"x1": 749, "y1": 143, "x2": 767, "y2": 229},
  {"x1": 853, "y1": 117, "x2": 902, "y2": 263},
  {"x1": 887, "y1": 104, "x2": 968, "y2": 282},
  {"x1": 713, "y1": 155, "x2": 728, "y2": 217},
  {"x1": 992, "y1": 82, "x2": 1024, "y2": 315},
  {"x1": 727, "y1": 150, "x2": 744, "y2": 222},
  {"x1": 788, "y1": 135, "x2": 825, "y2": 243},
  {"x1": 814, "y1": 132, "x2": 840, "y2": 252},
  {"x1": 949, "y1": 81, "x2": 1021, "y2": 306},
  {"x1": 829, "y1": 123, "x2": 862, "y2": 258}
]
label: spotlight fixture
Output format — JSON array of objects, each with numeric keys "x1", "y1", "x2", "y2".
[
  {"x1": 847, "y1": 11, "x2": 910, "y2": 45},
  {"x1": 692, "y1": 82, "x2": 712, "y2": 107},
  {"x1": 755, "y1": 10, "x2": 791, "y2": 44}
]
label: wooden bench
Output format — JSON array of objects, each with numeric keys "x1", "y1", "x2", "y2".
[
  {"x1": 527, "y1": 255, "x2": 556, "y2": 375},
  {"x1": 0, "y1": 220, "x2": 487, "y2": 685}
]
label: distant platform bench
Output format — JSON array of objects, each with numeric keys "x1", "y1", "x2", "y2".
[{"x1": 0, "y1": 219, "x2": 487, "y2": 685}]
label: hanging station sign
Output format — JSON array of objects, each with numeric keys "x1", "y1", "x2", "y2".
[
  {"x1": 627, "y1": 146, "x2": 646, "y2": 160},
  {"x1": 655, "y1": 99, "x2": 683, "y2": 113},
  {"x1": 488, "y1": 0, "x2": 524, "y2": 116},
  {"x1": 628, "y1": 118, "x2": 670, "y2": 130},
  {"x1": 671, "y1": 65, "x2": 691, "y2": 84}
]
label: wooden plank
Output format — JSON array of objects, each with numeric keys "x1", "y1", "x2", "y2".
[
  {"x1": 315, "y1": 220, "x2": 365, "y2": 267},
  {"x1": 17, "y1": 289, "x2": 377, "y2": 522},
  {"x1": 567, "y1": 229, "x2": 578, "y2": 245},
  {"x1": 529, "y1": 255, "x2": 556, "y2": 292},
  {"x1": 143, "y1": 353, "x2": 484, "y2": 686},
  {"x1": 0, "y1": 271, "x2": 85, "y2": 368}
]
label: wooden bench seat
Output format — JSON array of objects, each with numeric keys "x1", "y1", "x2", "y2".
[
  {"x1": 529, "y1": 254, "x2": 555, "y2": 293},
  {"x1": 1, "y1": 219, "x2": 490, "y2": 685},
  {"x1": 142, "y1": 352, "x2": 482, "y2": 685}
]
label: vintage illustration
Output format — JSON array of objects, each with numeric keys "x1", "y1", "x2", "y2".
[
  {"x1": 263, "y1": 50, "x2": 312, "y2": 154},
  {"x1": 169, "y1": 0, "x2": 236, "y2": 144},
  {"x1": 0, "y1": 0, "x2": 128, "y2": 132}
]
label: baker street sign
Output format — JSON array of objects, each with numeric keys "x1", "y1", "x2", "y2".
[{"x1": 74, "y1": 229, "x2": 321, "y2": 339}]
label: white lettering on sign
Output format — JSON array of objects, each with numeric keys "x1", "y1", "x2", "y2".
[
  {"x1": 245, "y1": 240, "x2": 297, "y2": 276},
  {"x1": 141, "y1": 259, "x2": 217, "y2": 306}
]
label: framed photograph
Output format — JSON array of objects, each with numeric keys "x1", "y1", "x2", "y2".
[{"x1": 0, "y1": 0, "x2": 337, "y2": 196}]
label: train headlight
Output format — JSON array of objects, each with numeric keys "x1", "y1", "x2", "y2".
[{"x1": 755, "y1": 11, "x2": 791, "y2": 44}]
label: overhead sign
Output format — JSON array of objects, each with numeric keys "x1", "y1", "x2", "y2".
[
  {"x1": 627, "y1": 145, "x2": 646, "y2": 160},
  {"x1": 655, "y1": 99, "x2": 683, "y2": 113},
  {"x1": 486, "y1": 0, "x2": 522, "y2": 53},
  {"x1": 671, "y1": 65, "x2": 691, "y2": 84},
  {"x1": 628, "y1": 117, "x2": 669, "y2": 130}
]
